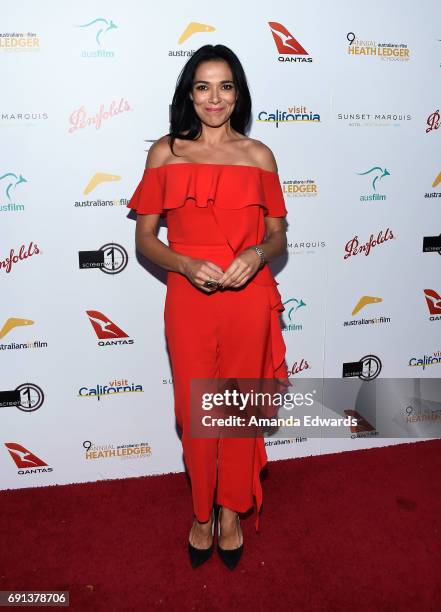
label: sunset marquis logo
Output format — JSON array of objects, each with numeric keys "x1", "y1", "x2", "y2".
[
  {"x1": 346, "y1": 32, "x2": 410, "y2": 61},
  {"x1": 0, "y1": 242, "x2": 41, "y2": 274},
  {"x1": 288, "y1": 239, "x2": 326, "y2": 256},
  {"x1": 268, "y1": 22, "x2": 312, "y2": 62},
  {"x1": 86, "y1": 310, "x2": 134, "y2": 346},
  {"x1": 83, "y1": 440, "x2": 152, "y2": 460},
  {"x1": 337, "y1": 112, "x2": 411, "y2": 127},
  {"x1": 344, "y1": 228, "x2": 394, "y2": 259},
  {"x1": 357, "y1": 166, "x2": 390, "y2": 202},
  {"x1": 342, "y1": 355, "x2": 382, "y2": 380},
  {"x1": 169, "y1": 22, "x2": 215, "y2": 56},
  {"x1": 78, "y1": 243, "x2": 128, "y2": 274},
  {"x1": 408, "y1": 350, "x2": 441, "y2": 370},
  {"x1": 0, "y1": 383, "x2": 44, "y2": 412},
  {"x1": 425, "y1": 170, "x2": 441, "y2": 198},
  {"x1": 282, "y1": 297, "x2": 306, "y2": 332},
  {"x1": 75, "y1": 17, "x2": 117, "y2": 57},
  {"x1": 343, "y1": 296, "x2": 391, "y2": 327},
  {"x1": 282, "y1": 178, "x2": 317, "y2": 197},
  {"x1": 422, "y1": 234, "x2": 441, "y2": 254},
  {"x1": 78, "y1": 378, "x2": 143, "y2": 401},
  {"x1": 0, "y1": 317, "x2": 47, "y2": 351},
  {"x1": 0, "y1": 31, "x2": 40, "y2": 52},
  {"x1": 5, "y1": 442, "x2": 53, "y2": 475},
  {"x1": 424, "y1": 289, "x2": 441, "y2": 321},
  {"x1": 0, "y1": 171, "x2": 27, "y2": 212},
  {"x1": 0, "y1": 111, "x2": 48, "y2": 126},
  {"x1": 68, "y1": 98, "x2": 132, "y2": 133},
  {"x1": 258, "y1": 106, "x2": 320, "y2": 128},
  {"x1": 74, "y1": 172, "x2": 128, "y2": 208}
]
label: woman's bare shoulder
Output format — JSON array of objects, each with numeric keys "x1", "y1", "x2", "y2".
[
  {"x1": 242, "y1": 137, "x2": 278, "y2": 172},
  {"x1": 145, "y1": 135, "x2": 172, "y2": 169}
]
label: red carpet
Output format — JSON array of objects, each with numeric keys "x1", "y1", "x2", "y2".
[{"x1": 1, "y1": 440, "x2": 440, "y2": 611}]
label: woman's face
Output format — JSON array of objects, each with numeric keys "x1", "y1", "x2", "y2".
[{"x1": 190, "y1": 59, "x2": 237, "y2": 128}]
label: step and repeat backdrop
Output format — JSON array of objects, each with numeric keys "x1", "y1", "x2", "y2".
[{"x1": 1, "y1": 0, "x2": 440, "y2": 488}]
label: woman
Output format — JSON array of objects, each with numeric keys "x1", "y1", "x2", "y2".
[{"x1": 127, "y1": 44, "x2": 289, "y2": 569}]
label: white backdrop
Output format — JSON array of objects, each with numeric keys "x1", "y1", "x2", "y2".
[{"x1": 1, "y1": 0, "x2": 440, "y2": 488}]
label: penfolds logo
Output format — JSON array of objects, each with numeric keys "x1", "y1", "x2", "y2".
[
  {"x1": 287, "y1": 358, "x2": 309, "y2": 376},
  {"x1": 68, "y1": 97, "x2": 132, "y2": 133},
  {"x1": 0, "y1": 242, "x2": 41, "y2": 274},
  {"x1": 344, "y1": 228, "x2": 394, "y2": 259}
]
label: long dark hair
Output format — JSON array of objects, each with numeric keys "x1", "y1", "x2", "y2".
[{"x1": 168, "y1": 44, "x2": 252, "y2": 155}]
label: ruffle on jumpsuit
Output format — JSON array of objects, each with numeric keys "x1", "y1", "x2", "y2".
[{"x1": 127, "y1": 162, "x2": 289, "y2": 531}]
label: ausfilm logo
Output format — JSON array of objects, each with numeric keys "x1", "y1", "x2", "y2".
[
  {"x1": 83, "y1": 440, "x2": 152, "y2": 461},
  {"x1": 337, "y1": 112, "x2": 411, "y2": 128},
  {"x1": 169, "y1": 22, "x2": 215, "y2": 57},
  {"x1": 0, "y1": 383, "x2": 44, "y2": 412},
  {"x1": 287, "y1": 357, "x2": 309, "y2": 376},
  {"x1": 346, "y1": 32, "x2": 410, "y2": 62},
  {"x1": 288, "y1": 239, "x2": 326, "y2": 256},
  {"x1": 0, "y1": 171, "x2": 27, "y2": 213},
  {"x1": 342, "y1": 355, "x2": 382, "y2": 380},
  {"x1": 408, "y1": 350, "x2": 441, "y2": 370},
  {"x1": 426, "y1": 109, "x2": 440, "y2": 134},
  {"x1": 0, "y1": 317, "x2": 48, "y2": 351},
  {"x1": 282, "y1": 297, "x2": 306, "y2": 332},
  {"x1": 68, "y1": 98, "x2": 132, "y2": 133},
  {"x1": 75, "y1": 172, "x2": 129, "y2": 208},
  {"x1": 425, "y1": 170, "x2": 441, "y2": 198},
  {"x1": 344, "y1": 228, "x2": 394, "y2": 260},
  {"x1": 424, "y1": 289, "x2": 441, "y2": 322},
  {"x1": 268, "y1": 22, "x2": 312, "y2": 63},
  {"x1": 79, "y1": 243, "x2": 128, "y2": 274},
  {"x1": 78, "y1": 378, "x2": 143, "y2": 401},
  {"x1": 75, "y1": 17, "x2": 117, "y2": 58},
  {"x1": 422, "y1": 234, "x2": 441, "y2": 254},
  {"x1": 0, "y1": 241, "x2": 41, "y2": 274},
  {"x1": 282, "y1": 178, "x2": 317, "y2": 198},
  {"x1": 86, "y1": 310, "x2": 134, "y2": 347},
  {"x1": 258, "y1": 106, "x2": 320, "y2": 128},
  {"x1": 357, "y1": 166, "x2": 390, "y2": 202},
  {"x1": 0, "y1": 31, "x2": 41, "y2": 52},
  {"x1": 5, "y1": 442, "x2": 53, "y2": 475},
  {"x1": 343, "y1": 296, "x2": 391, "y2": 327}
]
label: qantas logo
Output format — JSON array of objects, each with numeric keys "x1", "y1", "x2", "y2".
[
  {"x1": 5, "y1": 442, "x2": 53, "y2": 474},
  {"x1": 86, "y1": 310, "x2": 134, "y2": 346},
  {"x1": 424, "y1": 289, "x2": 441, "y2": 321},
  {"x1": 268, "y1": 22, "x2": 312, "y2": 62}
]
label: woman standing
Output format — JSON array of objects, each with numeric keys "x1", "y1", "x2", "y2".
[{"x1": 128, "y1": 44, "x2": 289, "y2": 569}]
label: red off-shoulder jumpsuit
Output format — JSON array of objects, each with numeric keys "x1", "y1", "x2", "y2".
[{"x1": 127, "y1": 162, "x2": 289, "y2": 531}]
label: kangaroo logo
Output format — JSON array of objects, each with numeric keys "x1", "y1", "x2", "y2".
[
  {"x1": 0, "y1": 172, "x2": 27, "y2": 201},
  {"x1": 283, "y1": 298, "x2": 306, "y2": 321},
  {"x1": 76, "y1": 18, "x2": 118, "y2": 46},
  {"x1": 357, "y1": 166, "x2": 390, "y2": 191}
]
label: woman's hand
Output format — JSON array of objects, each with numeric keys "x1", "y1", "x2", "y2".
[
  {"x1": 217, "y1": 248, "x2": 262, "y2": 289},
  {"x1": 181, "y1": 257, "x2": 225, "y2": 293}
]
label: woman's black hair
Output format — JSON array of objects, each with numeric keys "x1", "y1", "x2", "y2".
[{"x1": 168, "y1": 44, "x2": 252, "y2": 155}]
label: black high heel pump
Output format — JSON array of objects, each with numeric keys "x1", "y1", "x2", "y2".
[
  {"x1": 217, "y1": 506, "x2": 243, "y2": 570},
  {"x1": 188, "y1": 507, "x2": 215, "y2": 568}
]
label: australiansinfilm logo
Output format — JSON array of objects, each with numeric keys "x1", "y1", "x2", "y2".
[
  {"x1": 343, "y1": 296, "x2": 391, "y2": 328},
  {"x1": 0, "y1": 317, "x2": 48, "y2": 351},
  {"x1": 79, "y1": 243, "x2": 128, "y2": 274},
  {"x1": 425, "y1": 169, "x2": 441, "y2": 199},
  {"x1": 169, "y1": 21, "x2": 215, "y2": 57},
  {"x1": 0, "y1": 383, "x2": 44, "y2": 412},
  {"x1": 75, "y1": 172, "x2": 129, "y2": 208}
]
